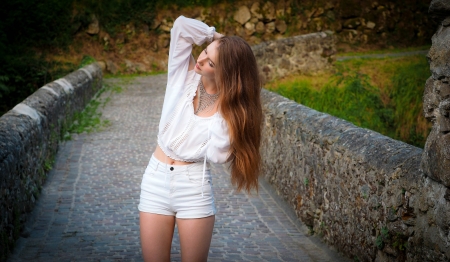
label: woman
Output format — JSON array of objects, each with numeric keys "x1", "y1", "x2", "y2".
[{"x1": 138, "y1": 15, "x2": 262, "y2": 262}]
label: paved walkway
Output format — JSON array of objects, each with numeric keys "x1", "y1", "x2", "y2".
[{"x1": 8, "y1": 75, "x2": 349, "y2": 262}]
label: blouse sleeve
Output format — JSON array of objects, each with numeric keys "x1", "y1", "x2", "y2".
[
  {"x1": 159, "y1": 16, "x2": 216, "y2": 130},
  {"x1": 206, "y1": 117, "x2": 231, "y2": 164}
]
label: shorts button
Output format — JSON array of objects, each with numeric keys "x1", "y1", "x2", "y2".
[{"x1": 170, "y1": 167, "x2": 174, "y2": 171}]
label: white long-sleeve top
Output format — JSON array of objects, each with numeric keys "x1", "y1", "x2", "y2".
[{"x1": 157, "y1": 16, "x2": 230, "y2": 164}]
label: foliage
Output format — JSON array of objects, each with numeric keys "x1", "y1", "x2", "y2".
[
  {"x1": 389, "y1": 58, "x2": 430, "y2": 147},
  {"x1": 271, "y1": 65, "x2": 394, "y2": 137},
  {"x1": 267, "y1": 54, "x2": 431, "y2": 148},
  {"x1": 376, "y1": 226, "x2": 389, "y2": 249},
  {"x1": 0, "y1": 0, "x2": 239, "y2": 116},
  {"x1": 0, "y1": 0, "x2": 75, "y2": 115},
  {"x1": 73, "y1": 0, "x2": 156, "y2": 34},
  {"x1": 64, "y1": 82, "x2": 122, "y2": 139},
  {"x1": 78, "y1": 55, "x2": 97, "y2": 68}
]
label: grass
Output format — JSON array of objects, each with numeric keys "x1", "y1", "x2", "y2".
[
  {"x1": 64, "y1": 82, "x2": 123, "y2": 139},
  {"x1": 336, "y1": 45, "x2": 431, "y2": 57},
  {"x1": 265, "y1": 54, "x2": 431, "y2": 148}
]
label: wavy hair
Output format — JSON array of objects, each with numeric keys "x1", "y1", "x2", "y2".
[{"x1": 215, "y1": 36, "x2": 262, "y2": 193}]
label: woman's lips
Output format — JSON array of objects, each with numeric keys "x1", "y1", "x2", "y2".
[{"x1": 196, "y1": 63, "x2": 201, "y2": 70}]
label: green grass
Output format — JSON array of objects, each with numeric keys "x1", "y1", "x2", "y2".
[
  {"x1": 64, "y1": 82, "x2": 123, "y2": 139},
  {"x1": 266, "y1": 54, "x2": 431, "y2": 148},
  {"x1": 336, "y1": 45, "x2": 431, "y2": 57}
]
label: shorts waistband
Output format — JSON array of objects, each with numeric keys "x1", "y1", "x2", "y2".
[{"x1": 149, "y1": 154, "x2": 209, "y2": 173}]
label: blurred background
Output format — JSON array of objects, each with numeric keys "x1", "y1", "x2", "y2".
[{"x1": 0, "y1": 0, "x2": 437, "y2": 147}]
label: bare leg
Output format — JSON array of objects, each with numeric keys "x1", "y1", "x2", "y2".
[
  {"x1": 140, "y1": 212, "x2": 175, "y2": 262},
  {"x1": 176, "y1": 215, "x2": 215, "y2": 262}
]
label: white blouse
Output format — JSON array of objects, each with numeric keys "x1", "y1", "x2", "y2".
[{"x1": 157, "y1": 16, "x2": 231, "y2": 165}]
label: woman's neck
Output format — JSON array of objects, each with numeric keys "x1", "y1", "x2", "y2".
[{"x1": 201, "y1": 76, "x2": 218, "y2": 95}]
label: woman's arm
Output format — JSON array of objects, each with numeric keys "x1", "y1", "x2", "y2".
[
  {"x1": 160, "y1": 16, "x2": 216, "y2": 127},
  {"x1": 188, "y1": 31, "x2": 224, "y2": 70},
  {"x1": 167, "y1": 16, "x2": 216, "y2": 81}
]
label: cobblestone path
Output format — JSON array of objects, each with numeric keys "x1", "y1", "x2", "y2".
[{"x1": 8, "y1": 75, "x2": 349, "y2": 262}]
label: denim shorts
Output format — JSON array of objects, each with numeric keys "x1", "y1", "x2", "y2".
[{"x1": 138, "y1": 155, "x2": 216, "y2": 219}]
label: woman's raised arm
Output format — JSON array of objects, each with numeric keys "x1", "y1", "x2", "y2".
[{"x1": 160, "y1": 16, "x2": 216, "y2": 125}]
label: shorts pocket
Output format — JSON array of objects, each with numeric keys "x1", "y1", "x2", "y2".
[{"x1": 186, "y1": 172, "x2": 211, "y2": 186}]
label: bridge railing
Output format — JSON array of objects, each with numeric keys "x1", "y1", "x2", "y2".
[
  {"x1": 260, "y1": 90, "x2": 447, "y2": 261},
  {"x1": 0, "y1": 63, "x2": 102, "y2": 257}
]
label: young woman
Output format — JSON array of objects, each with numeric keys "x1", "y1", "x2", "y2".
[{"x1": 138, "y1": 15, "x2": 262, "y2": 262}]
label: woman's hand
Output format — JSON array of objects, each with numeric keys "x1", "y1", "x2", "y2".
[{"x1": 213, "y1": 32, "x2": 224, "y2": 41}]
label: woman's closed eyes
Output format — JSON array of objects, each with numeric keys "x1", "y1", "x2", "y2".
[{"x1": 204, "y1": 48, "x2": 215, "y2": 68}]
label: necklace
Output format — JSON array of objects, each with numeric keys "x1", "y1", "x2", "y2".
[{"x1": 195, "y1": 78, "x2": 219, "y2": 115}]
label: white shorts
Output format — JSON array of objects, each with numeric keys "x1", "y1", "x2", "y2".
[{"x1": 138, "y1": 155, "x2": 216, "y2": 219}]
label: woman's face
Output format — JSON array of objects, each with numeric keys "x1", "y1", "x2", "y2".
[{"x1": 194, "y1": 40, "x2": 219, "y2": 80}]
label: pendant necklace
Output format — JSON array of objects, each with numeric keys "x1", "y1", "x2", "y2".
[{"x1": 195, "y1": 78, "x2": 219, "y2": 115}]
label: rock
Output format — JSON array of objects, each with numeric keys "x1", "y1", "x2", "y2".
[
  {"x1": 250, "y1": 17, "x2": 259, "y2": 23},
  {"x1": 151, "y1": 18, "x2": 161, "y2": 30},
  {"x1": 313, "y1": 7, "x2": 325, "y2": 18},
  {"x1": 429, "y1": 0, "x2": 450, "y2": 21},
  {"x1": 344, "y1": 18, "x2": 361, "y2": 29},
  {"x1": 244, "y1": 22, "x2": 255, "y2": 36},
  {"x1": 160, "y1": 24, "x2": 171, "y2": 33},
  {"x1": 275, "y1": 20, "x2": 287, "y2": 34},
  {"x1": 262, "y1": 2, "x2": 276, "y2": 21},
  {"x1": 150, "y1": 41, "x2": 158, "y2": 52},
  {"x1": 443, "y1": 17, "x2": 450, "y2": 27},
  {"x1": 143, "y1": 55, "x2": 155, "y2": 66},
  {"x1": 249, "y1": 36, "x2": 262, "y2": 45},
  {"x1": 265, "y1": 22, "x2": 276, "y2": 34},
  {"x1": 366, "y1": 21, "x2": 376, "y2": 29},
  {"x1": 124, "y1": 59, "x2": 133, "y2": 68},
  {"x1": 234, "y1": 5, "x2": 251, "y2": 25},
  {"x1": 276, "y1": 8, "x2": 285, "y2": 18},
  {"x1": 326, "y1": 10, "x2": 336, "y2": 20},
  {"x1": 135, "y1": 62, "x2": 147, "y2": 72},
  {"x1": 422, "y1": 25, "x2": 450, "y2": 187},
  {"x1": 250, "y1": 2, "x2": 263, "y2": 19},
  {"x1": 124, "y1": 59, "x2": 136, "y2": 73},
  {"x1": 255, "y1": 21, "x2": 265, "y2": 34},
  {"x1": 305, "y1": 9, "x2": 315, "y2": 19},
  {"x1": 99, "y1": 31, "x2": 111, "y2": 48},
  {"x1": 86, "y1": 15, "x2": 100, "y2": 35},
  {"x1": 423, "y1": 77, "x2": 439, "y2": 122},
  {"x1": 361, "y1": 34, "x2": 368, "y2": 43},
  {"x1": 97, "y1": 61, "x2": 106, "y2": 71},
  {"x1": 115, "y1": 33, "x2": 125, "y2": 45},
  {"x1": 158, "y1": 35, "x2": 170, "y2": 48},
  {"x1": 235, "y1": 26, "x2": 246, "y2": 37},
  {"x1": 106, "y1": 60, "x2": 118, "y2": 75}
]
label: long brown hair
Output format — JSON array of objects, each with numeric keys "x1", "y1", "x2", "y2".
[{"x1": 216, "y1": 36, "x2": 262, "y2": 193}]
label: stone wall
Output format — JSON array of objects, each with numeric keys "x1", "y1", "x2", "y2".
[
  {"x1": 421, "y1": 1, "x2": 450, "y2": 187},
  {"x1": 77, "y1": 0, "x2": 435, "y2": 75},
  {"x1": 260, "y1": 89, "x2": 450, "y2": 261},
  {"x1": 0, "y1": 64, "x2": 102, "y2": 257},
  {"x1": 251, "y1": 31, "x2": 336, "y2": 83}
]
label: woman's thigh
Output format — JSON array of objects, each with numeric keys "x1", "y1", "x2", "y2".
[
  {"x1": 176, "y1": 215, "x2": 215, "y2": 262},
  {"x1": 140, "y1": 212, "x2": 175, "y2": 262}
]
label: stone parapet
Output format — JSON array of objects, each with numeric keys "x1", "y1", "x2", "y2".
[
  {"x1": 252, "y1": 31, "x2": 336, "y2": 83},
  {"x1": 0, "y1": 64, "x2": 102, "y2": 257},
  {"x1": 260, "y1": 89, "x2": 450, "y2": 261}
]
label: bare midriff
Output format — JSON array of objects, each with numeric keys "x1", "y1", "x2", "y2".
[{"x1": 153, "y1": 145, "x2": 194, "y2": 166}]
